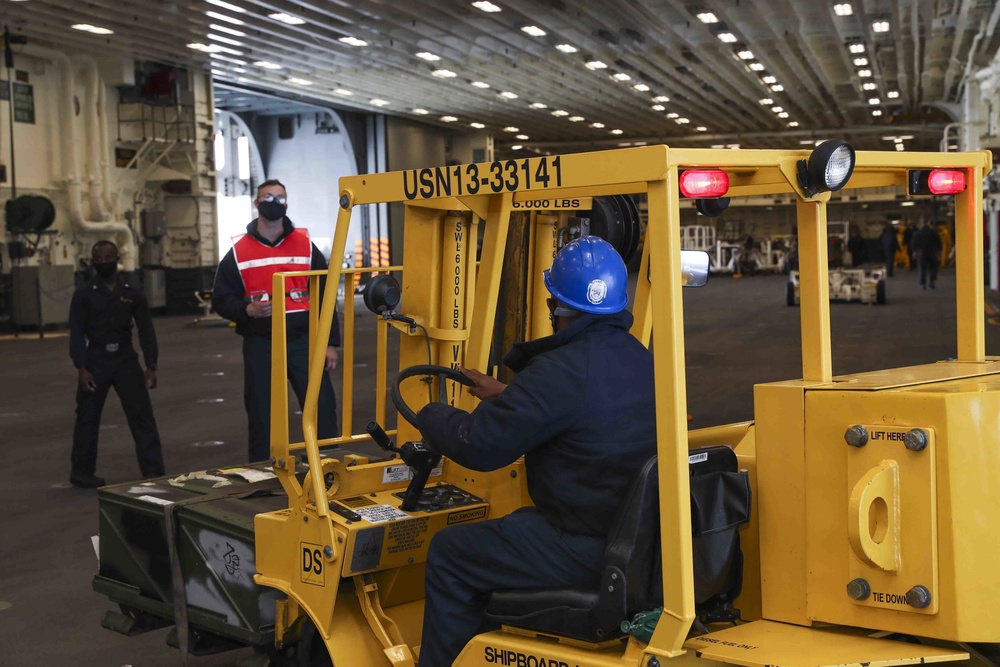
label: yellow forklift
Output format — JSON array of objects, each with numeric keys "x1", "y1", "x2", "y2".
[{"x1": 96, "y1": 143, "x2": 1000, "y2": 667}]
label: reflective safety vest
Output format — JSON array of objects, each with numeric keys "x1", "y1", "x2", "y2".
[{"x1": 232, "y1": 227, "x2": 312, "y2": 313}]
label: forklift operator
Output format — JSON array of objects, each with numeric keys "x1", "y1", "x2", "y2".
[{"x1": 414, "y1": 236, "x2": 657, "y2": 666}]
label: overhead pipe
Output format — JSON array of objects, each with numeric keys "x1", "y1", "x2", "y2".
[{"x1": 21, "y1": 45, "x2": 136, "y2": 270}]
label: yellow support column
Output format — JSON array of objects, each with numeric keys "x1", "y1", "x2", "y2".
[
  {"x1": 796, "y1": 196, "x2": 832, "y2": 383},
  {"x1": 529, "y1": 212, "x2": 559, "y2": 341},
  {"x1": 955, "y1": 165, "x2": 985, "y2": 362},
  {"x1": 440, "y1": 212, "x2": 469, "y2": 389}
]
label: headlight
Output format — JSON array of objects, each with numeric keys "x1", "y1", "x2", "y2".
[{"x1": 797, "y1": 139, "x2": 856, "y2": 197}]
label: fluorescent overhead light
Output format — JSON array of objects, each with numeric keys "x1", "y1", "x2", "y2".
[
  {"x1": 738, "y1": 50, "x2": 754, "y2": 60},
  {"x1": 269, "y1": 12, "x2": 306, "y2": 25},
  {"x1": 858, "y1": 69, "x2": 872, "y2": 78},
  {"x1": 874, "y1": 110, "x2": 885, "y2": 117},
  {"x1": 207, "y1": 0, "x2": 245, "y2": 12},
  {"x1": 472, "y1": 1, "x2": 501, "y2": 12},
  {"x1": 853, "y1": 57, "x2": 868, "y2": 66},
  {"x1": 503, "y1": 126, "x2": 519, "y2": 132},
  {"x1": 432, "y1": 69, "x2": 457, "y2": 78},
  {"x1": 333, "y1": 88, "x2": 353, "y2": 95},
  {"x1": 590, "y1": 122, "x2": 605, "y2": 128},
  {"x1": 416, "y1": 52, "x2": 441, "y2": 61},
  {"x1": 676, "y1": 117, "x2": 690, "y2": 124},
  {"x1": 339, "y1": 36, "x2": 368, "y2": 47},
  {"x1": 511, "y1": 145, "x2": 523, "y2": 150},
  {"x1": 499, "y1": 91, "x2": 518, "y2": 99},
  {"x1": 895, "y1": 143, "x2": 904, "y2": 150},
  {"x1": 210, "y1": 24, "x2": 245, "y2": 36},
  {"x1": 207, "y1": 11, "x2": 244, "y2": 25},
  {"x1": 872, "y1": 20, "x2": 890, "y2": 32},
  {"x1": 370, "y1": 99, "x2": 389, "y2": 107},
  {"x1": 440, "y1": 116, "x2": 458, "y2": 122},
  {"x1": 653, "y1": 95, "x2": 670, "y2": 102},
  {"x1": 778, "y1": 112, "x2": 789, "y2": 118},
  {"x1": 412, "y1": 108, "x2": 429, "y2": 114},
  {"x1": 471, "y1": 81, "x2": 490, "y2": 88},
  {"x1": 887, "y1": 90, "x2": 899, "y2": 98},
  {"x1": 651, "y1": 104, "x2": 665, "y2": 111},
  {"x1": 585, "y1": 60, "x2": 607, "y2": 70},
  {"x1": 470, "y1": 122, "x2": 485, "y2": 129},
  {"x1": 288, "y1": 77, "x2": 312, "y2": 85},
  {"x1": 762, "y1": 75, "x2": 776, "y2": 84},
  {"x1": 633, "y1": 83, "x2": 650, "y2": 92},
  {"x1": 610, "y1": 129, "x2": 624, "y2": 135},
  {"x1": 208, "y1": 33, "x2": 243, "y2": 46},
  {"x1": 697, "y1": 12, "x2": 719, "y2": 23},
  {"x1": 849, "y1": 43, "x2": 866, "y2": 54},
  {"x1": 771, "y1": 84, "x2": 784, "y2": 91},
  {"x1": 771, "y1": 106, "x2": 783, "y2": 113},
  {"x1": 787, "y1": 121, "x2": 799, "y2": 127},
  {"x1": 188, "y1": 42, "x2": 221, "y2": 53},
  {"x1": 515, "y1": 134, "x2": 528, "y2": 140},
  {"x1": 749, "y1": 62, "x2": 764, "y2": 71},
  {"x1": 696, "y1": 126, "x2": 707, "y2": 131},
  {"x1": 521, "y1": 25, "x2": 546, "y2": 37},
  {"x1": 611, "y1": 72, "x2": 632, "y2": 81},
  {"x1": 529, "y1": 102, "x2": 547, "y2": 109},
  {"x1": 254, "y1": 61, "x2": 282, "y2": 70},
  {"x1": 667, "y1": 112, "x2": 679, "y2": 118},
  {"x1": 72, "y1": 24, "x2": 114, "y2": 35},
  {"x1": 833, "y1": 3, "x2": 853, "y2": 16},
  {"x1": 551, "y1": 109, "x2": 569, "y2": 116},
  {"x1": 862, "y1": 82, "x2": 877, "y2": 90},
  {"x1": 568, "y1": 116, "x2": 585, "y2": 122},
  {"x1": 901, "y1": 201, "x2": 915, "y2": 206},
  {"x1": 556, "y1": 44, "x2": 578, "y2": 53},
  {"x1": 759, "y1": 98, "x2": 773, "y2": 105},
  {"x1": 868, "y1": 97, "x2": 880, "y2": 105},
  {"x1": 717, "y1": 32, "x2": 737, "y2": 43}
]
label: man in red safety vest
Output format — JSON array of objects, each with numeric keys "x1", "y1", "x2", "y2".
[{"x1": 212, "y1": 179, "x2": 341, "y2": 462}]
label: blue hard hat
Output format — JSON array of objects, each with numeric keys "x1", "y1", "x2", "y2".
[{"x1": 543, "y1": 236, "x2": 628, "y2": 314}]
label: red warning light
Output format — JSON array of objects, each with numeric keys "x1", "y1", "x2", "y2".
[
  {"x1": 679, "y1": 169, "x2": 730, "y2": 198},
  {"x1": 927, "y1": 169, "x2": 966, "y2": 195}
]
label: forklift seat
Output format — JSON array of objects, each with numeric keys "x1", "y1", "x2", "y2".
[{"x1": 484, "y1": 456, "x2": 662, "y2": 643}]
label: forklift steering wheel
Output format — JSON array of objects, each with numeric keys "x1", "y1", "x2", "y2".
[{"x1": 392, "y1": 364, "x2": 475, "y2": 426}]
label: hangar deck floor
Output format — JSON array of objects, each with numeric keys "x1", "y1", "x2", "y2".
[{"x1": 1, "y1": 269, "x2": 998, "y2": 666}]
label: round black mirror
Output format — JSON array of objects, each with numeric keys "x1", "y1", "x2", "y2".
[
  {"x1": 363, "y1": 274, "x2": 401, "y2": 315},
  {"x1": 696, "y1": 197, "x2": 731, "y2": 217}
]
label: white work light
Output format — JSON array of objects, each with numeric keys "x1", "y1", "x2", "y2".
[{"x1": 797, "y1": 139, "x2": 855, "y2": 197}]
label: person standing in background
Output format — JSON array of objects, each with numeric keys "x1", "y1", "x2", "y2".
[
  {"x1": 212, "y1": 179, "x2": 341, "y2": 462},
  {"x1": 910, "y1": 220, "x2": 942, "y2": 290},
  {"x1": 69, "y1": 240, "x2": 165, "y2": 488},
  {"x1": 879, "y1": 225, "x2": 900, "y2": 277}
]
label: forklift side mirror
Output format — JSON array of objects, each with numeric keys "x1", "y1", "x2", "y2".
[
  {"x1": 681, "y1": 250, "x2": 711, "y2": 287},
  {"x1": 363, "y1": 274, "x2": 402, "y2": 315}
]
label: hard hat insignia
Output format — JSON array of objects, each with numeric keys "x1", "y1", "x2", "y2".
[{"x1": 587, "y1": 279, "x2": 608, "y2": 305}]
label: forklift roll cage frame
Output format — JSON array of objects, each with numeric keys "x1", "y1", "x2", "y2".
[{"x1": 256, "y1": 145, "x2": 992, "y2": 667}]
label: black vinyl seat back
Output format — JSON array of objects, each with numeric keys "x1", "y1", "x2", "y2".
[{"x1": 485, "y1": 447, "x2": 751, "y2": 642}]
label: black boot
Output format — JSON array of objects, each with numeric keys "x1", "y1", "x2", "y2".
[{"x1": 70, "y1": 472, "x2": 106, "y2": 488}]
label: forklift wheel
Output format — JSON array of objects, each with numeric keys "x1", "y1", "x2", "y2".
[
  {"x1": 298, "y1": 617, "x2": 333, "y2": 667},
  {"x1": 876, "y1": 279, "x2": 887, "y2": 305},
  {"x1": 786, "y1": 282, "x2": 797, "y2": 307}
]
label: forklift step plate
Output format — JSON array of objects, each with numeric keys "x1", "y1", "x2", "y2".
[{"x1": 684, "y1": 620, "x2": 968, "y2": 667}]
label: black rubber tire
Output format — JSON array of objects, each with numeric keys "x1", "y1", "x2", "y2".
[
  {"x1": 298, "y1": 617, "x2": 333, "y2": 667},
  {"x1": 786, "y1": 282, "x2": 797, "y2": 307},
  {"x1": 876, "y1": 279, "x2": 887, "y2": 304}
]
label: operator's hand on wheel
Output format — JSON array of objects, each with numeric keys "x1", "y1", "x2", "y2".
[
  {"x1": 325, "y1": 346, "x2": 339, "y2": 371},
  {"x1": 247, "y1": 301, "x2": 272, "y2": 318},
  {"x1": 78, "y1": 368, "x2": 97, "y2": 392},
  {"x1": 145, "y1": 369, "x2": 158, "y2": 390},
  {"x1": 458, "y1": 365, "x2": 507, "y2": 400}
]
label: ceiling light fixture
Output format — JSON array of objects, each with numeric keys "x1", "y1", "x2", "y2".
[
  {"x1": 585, "y1": 60, "x2": 608, "y2": 70},
  {"x1": 188, "y1": 42, "x2": 221, "y2": 53},
  {"x1": 590, "y1": 122, "x2": 605, "y2": 128},
  {"x1": 470, "y1": 122, "x2": 485, "y2": 129},
  {"x1": 652, "y1": 104, "x2": 665, "y2": 111},
  {"x1": 675, "y1": 117, "x2": 690, "y2": 124},
  {"x1": 556, "y1": 44, "x2": 578, "y2": 53},
  {"x1": 472, "y1": 0, "x2": 501, "y2": 12},
  {"x1": 697, "y1": 12, "x2": 719, "y2": 23},
  {"x1": 762, "y1": 75, "x2": 777, "y2": 84},
  {"x1": 441, "y1": 116, "x2": 458, "y2": 122},
  {"x1": 771, "y1": 84, "x2": 784, "y2": 91},
  {"x1": 521, "y1": 25, "x2": 546, "y2": 37},
  {"x1": 858, "y1": 69, "x2": 872, "y2": 78},
  {"x1": 72, "y1": 23, "x2": 115, "y2": 35},
  {"x1": 888, "y1": 90, "x2": 900, "y2": 98},
  {"x1": 516, "y1": 134, "x2": 529, "y2": 140},
  {"x1": 207, "y1": 0, "x2": 245, "y2": 12},
  {"x1": 254, "y1": 60, "x2": 282, "y2": 69},
  {"x1": 269, "y1": 12, "x2": 306, "y2": 25},
  {"x1": 529, "y1": 102, "x2": 547, "y2": 109},
  {"x1": 288, "y1": 77, "x2": 313, "y2": 85},
  {"x1": 873, "y1": 110, "x2": 884, "y2": 117},
  {"x1": 610, "y1": 129, "x2": 624, "y2": 135},
  {"x1": 849, "y1": 43, "x2": 866, "y2": 54},
  {"x1": 633, "y1": 83, "x2": 650, "y2": 92},
  {"x1": 551, "y1": 109, "x2": 569, "y2": 116},
  {"x1": 749, "y1": 62, "x2": 764, "y2": 71},
  {"x1": 853, "y1": 57, "x2": 868, "y2": 66},
  {"x1": 206, "y1": 11, "x2": 244, "y2": 24},
  {"x1": 772, "y1": 106, "x2": 784, "y2": 113},
  {"x1": 611, "y1": 72, "x2": 632, "y2": 81},
  {"x1": 511, "y1": 144, "x2": 523, "y2": 150},
  {"x1": 370, "y1": 99, "x2": 389, "y2": 107},
  {"x1": 718, "y1": 32, "x2": 738, "y2": 43},
  {"x1": 568, "y1": 116, "x2": 585, "y2": 122},
  {"x1": 333, "y1": 88, "x2": 353, "y2": 95},
  {"x1": 738, "y1": 50, "x2": 754, "y2": 60},
  {"x1": 471, "y1": 81, "x2": 490, "y2": 88},
  {"x1": 432, "y1": 69, "x2": 457, "y2": 78},
  {"x1": 415, "y1": 51, "x2": 441, "y2": 61},
  {"x1": 500, "y1": 91, "x2": 518, "y2": 99},
  {"x1": 868, "y1": 97, "x2": 880, "y2": 105},
  {"x1": 833, "y1": 3, "x2": 853, "y2": 16},
  {"x1": 696, "y1": 126, "x2": 708, "y2": 131},
  {"x1": 653, "y1": 95, "x2": 670, "y2": 103},
  {"x1": 503, "y1": 126, "x2": 519, "y2": 132},
  {"x1": 667, "y1": 112, "x2": 679, "y2": 118},
  {"x1": 759, "y1": 98, "x2": 773, "y2": 105},
  {"x1": 778, "y1": 112, "x2": 789, "y2": 118},
  {"x1": 872, "y1": 20, "x2": 890, "y2": 33},
  {"x1": 862, "y1": 82, "x2": 877, "y2": 90},
  {"x1": 339, "y1": 36, "x2": 367, "y2": 47},
  {"x1": 788, "y1": 121, "x2": 799, "y2": 127},
  {"x1": 412, "y1": 108, "x2": 429, "y2": 114}
]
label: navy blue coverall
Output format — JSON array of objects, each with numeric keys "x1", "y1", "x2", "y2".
[
  {"x1": 911, "y1": 224, "x2": 943, "y2": 289},
  {"x1": 212, "y1": 217, "x2": 341, "y2": 462},
  {"x1": 414, "y1": 310, "x2": 657, "y2": 666},
  {"x1": 69, "y1": 275, "x2": 165, "y2": 478}
]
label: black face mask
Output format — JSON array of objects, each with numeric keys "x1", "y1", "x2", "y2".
[
  {"x1": 94, "y1": 261, "x2": 117, "y2": 278},
  {"x1": 258, "y1": 200, "x2": 287, "y2": 222}
]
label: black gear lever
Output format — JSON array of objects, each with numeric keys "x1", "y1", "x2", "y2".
[{"x1": 367, "y1": 421, "x2": 440, "y2": 511}]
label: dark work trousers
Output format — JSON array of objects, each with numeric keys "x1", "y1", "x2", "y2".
[
  {"x1": 418, "y1": 507, "x2": 605, "y2": 667},
  {"x1": 918, "y1": 256, "x2": 939, "y2": 288},
  {"x1": 71, "y1": 352, "x2": 165, "y2": 477},
  {"x1": 243, "y1": 334, "x2": 338, "y2": 463}
]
